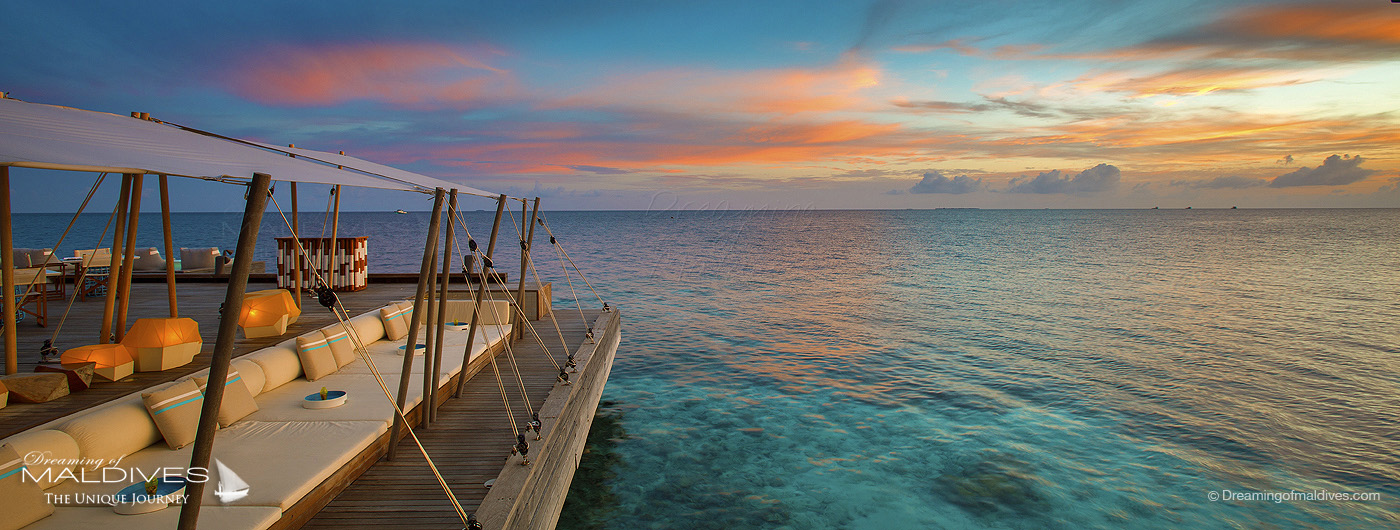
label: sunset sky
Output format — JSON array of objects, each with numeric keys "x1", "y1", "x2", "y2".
[{"x1": 3, "y1": 0, "x2": 1398, "y2": 211}]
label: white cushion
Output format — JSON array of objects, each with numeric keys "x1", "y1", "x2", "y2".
[
  {"x1": 231, "y1": 359, "x2": 266, "y2": 397},
  {"x1": 245, "y1": 344, "x2": 302, "y2": 392},
  {"x1": 56, "y1": 396, "x2": 161, "y2": 471},
  {"x1": 1, "y1": 429, "x2": 80, "y2": 489}
]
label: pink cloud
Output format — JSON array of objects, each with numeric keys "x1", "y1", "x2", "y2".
[{"x1": 226, "y1": 42, "x2": 513, "y2": 107}]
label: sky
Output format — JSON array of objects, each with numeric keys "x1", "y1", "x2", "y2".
[{"x1": 3, "y1": 0, "x2": 1399, "y2": 211}]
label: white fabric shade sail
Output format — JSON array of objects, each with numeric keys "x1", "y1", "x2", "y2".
[{"x1": 0, "y1": 97, "x2": 494, "y2": 197}]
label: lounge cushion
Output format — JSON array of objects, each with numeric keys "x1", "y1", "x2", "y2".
[
  {"x1": 44, "y1": 420, "x2": 386, "y2": 511},
  {"x1": 180, "y1": 247, "x2": 220, "y2": 271},
  {"x1": 231, "y1": 359, "x2": 266, "y2": 397},
  {"x1": 56, "y1": 396, "x2": 161, "y2": 470},
  {"x1": 0, "y1": 429, "x2": 79, "y2": 489},
  {"x1": 193, "y1": 371, "x2": 259, "y2": 428},
  {"x1": 0, "y1": 443, "x2": 54, "y2": 530},
  {"x1": 320, "y1": 325, "x2": 357, "y2": 367},
  {"x1": 246, "y1": 343, "x2": 303, "y2": 392},
  {"x1": 141, "y1": 380, "x2": 204, "y2": 450},
  {"x1": 294, "y1": 333, "x2": 339, "y2": 381},
  {"x1": 242, "y1": 372, "x2": 425, "y2": 426},
  {"x1": 380, "y1": 304, "x2": 410, "y2": 341},
  {"x1": 130, "y1": 247, "x2": 165, "y2": 271},
  {"x1": 347, "y1": 311, "x2": 386, "y2": 345}
]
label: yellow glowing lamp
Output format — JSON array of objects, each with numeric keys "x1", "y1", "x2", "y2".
[
  {"x1": 122, "y1": 317, "x2": 203, "y2": 372},
  {"x1": 61, "y1": 343, "x2": 136, "y2": 382},
  {"x1": 239, "y1": 289, "x2": 302, "y2": 338}
]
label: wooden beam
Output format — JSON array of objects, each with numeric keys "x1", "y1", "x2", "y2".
[
  {"x1": 388, "y1": 188, "x2": 445, "y2": 460},
  {"x1": 159, "y1": 175, "x2": 177, "y2": 317},
  {"x1": 455, "y1": 193, "x2": 508, "y2": 398},
  {"x1": 1, "y1": 166, "x2": 16, "y2": 374},
  {"x1": 178, "y1": 172, "x2": 271, "y2": 530},
  {"x1": 516, "y1": 197, "x2": 540, "y2": 339},
  {"x1": 328, "y1": 185, "x2": 341, "y2": 289},
  {"x1": 99, "y1": 174, "x2": 132, "y2": 344},
  {"x1": 290, "y1": 181, "x2": 301, "y2": 308},
  {"x1": 114, "y1": 173, "x2": 143, "y2": 342},
  {"x1": 430, "y1": 190, "x2": 457, "y2": 422},
  {"x1": 420, "y1": 208, "x2": 440, "y2": 429}
]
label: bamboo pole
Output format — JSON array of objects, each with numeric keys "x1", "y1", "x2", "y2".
[
  {"x1": 455, "y1": 194, "x2": 508, "y2": 398},
  {"x1": 114, "y1": 173, "x2": 143, "y2": 342},
  {"x1": 328, "y1": 184, "x2": 341, "y2": 289},
  {"x1": 99, "y1": 174, "x2": 132, "y2": 344},
  {"x1": 420, "y1": 212, "x2": 440, "y2": 429},
  {"x1": 430, "y1": 189, "x2": 457, "y2": 422},
  {"x1": 516, "y1": 197, "x2": 540, "y2": 339},
  {"x1": 388, "y1": 188, "x2": 445, "y2": 460},
  {"x1": 159, "y1": 176, "x2": 177, "y2": 317},
  {"x1": 290, "y1": 181, "x2": 301, "y2": 308},
  {"x1": 178, "y1": 173, "x2": 271, "y2": 530},
  {"x1": 1, "y1": 167, "x2": 16, "y2": 374}
]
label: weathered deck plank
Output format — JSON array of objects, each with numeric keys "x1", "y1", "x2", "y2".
[{"x1": 301, "y1": 309, "x2": 599, "y2": 529}]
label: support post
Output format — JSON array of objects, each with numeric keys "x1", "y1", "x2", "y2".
[
  {"x1": 430, "y1": 190, "x2": 457, "y2": 422},
  {"x1": 99, "y1": 175, "x2": 132, "y2": 344},
  {"x1": 388, "y1": 188, "x2": 445, "y2": 460},
  {"x1": 328, "y1": 184, "x2": 341, "y2": 289},
  {"x1": 420, "y1": 213, "x2": 440, "y2": 429},
  {"x1": 1, "y1": 167, "x2": 16, "y2": 374},
  {"x1": 177, "y1": 172, "x2": 271, "y2": 530},
  {"x1": 516, "y1": 197, "x2": 540, "y2": 338},
  {"x1": 114, "y1": 173, "x2": 143, "y2": 341},
  {"x1": 290, "y1": 182, "x2": 301, "y2": 308},
  {"x1": 455, "y1": 194, "x2": 508, "y2": 397},
  {"x1": 159, "y1": 176, "x2": 177, "y2": 317}
]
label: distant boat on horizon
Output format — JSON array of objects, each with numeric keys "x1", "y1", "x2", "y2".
[{"x1": 395, "y1": 209, "x2": 408, "y2": 214}]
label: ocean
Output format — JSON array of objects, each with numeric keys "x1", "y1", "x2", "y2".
[{"x1": 14, "y1": 208, "x2": 1399, "y2": 529}]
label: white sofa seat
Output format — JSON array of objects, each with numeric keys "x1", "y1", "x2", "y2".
[
  {"x1": 26, "y1": 506, "x2": 280, "y2": 530},
  {"x1": 45, "y1": 420, "x2": 385, "y2": 512},
  {"x1": 242, "y1": 372, "x2": 424, "y2": 426}
]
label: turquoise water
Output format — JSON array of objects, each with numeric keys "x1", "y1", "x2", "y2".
[{"x1": 16, "y1": 208, "x2": 1399, "y2": 528}]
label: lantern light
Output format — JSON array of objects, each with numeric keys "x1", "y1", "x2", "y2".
[
  {"x1": 122, "y1": 317, "x2": 202, "y2": 372},
  {"x1": 239, "y1": 289, "x2": 301, "y2": 338},
  {"x1": 61, "y1": 343, "x2": 136, "y2": 382}
]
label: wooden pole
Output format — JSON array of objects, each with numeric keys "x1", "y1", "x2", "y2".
[
  {"x1": 99, "y1": 175, "x2": 132, "y2": 344},
  {"x1": 159, "y1": 176, "x2": 177, "y2": 317},
  {"x1": 114, "y1": 173, "x2": 143, "y2": 342},
  {"x1": 420, "y1": 211, "x2": 440, "y2": 429},
  {"x1": 1, "y1": 167, "x2": 16, "y2": 374},
  {"x1": 177, "y1": 172, "x2": 271, "y2": 530},
  {"x1": 290, "y1": 181, "x2": 301, "y2": 308},
  {"x1": 430, "y1": 190, "x2": 456, "y2": 422},
  {"x1": 455, "y1": 194, "x2": 508, "y2": 397},
  {"x1": 516, "y1": 197, "x2": 540, "y2": 339},
  {"x1": 388, "y1": 188, "x2": 445, "y2": 460},
  {"x1": 328, "y1": 184, "x2": 341, "y2": 289}
]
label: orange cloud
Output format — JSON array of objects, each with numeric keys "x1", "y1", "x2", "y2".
[
  {"x1": 227, "y1": 42, "x2": 512, "y2": 107},
  {"x1": 1073, "y1": 67, "x2": 1325, "y2": 97},
  {"x1": 1224, "y1": 5, "x2": 1400, "y2": 46},
  {"x1": 552, "y1": 56, "x2": 882, "y2": 115}
]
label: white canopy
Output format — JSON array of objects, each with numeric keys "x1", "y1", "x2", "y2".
[
  {"x1": 244, "y1": 141, "x2": 496, "y2": 199},
  {"x1": 0, "y1": 97, "x2": 494, "y2": 197}
]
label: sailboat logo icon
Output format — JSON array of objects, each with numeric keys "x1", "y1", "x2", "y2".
[{"x1": 214, "y1": 458, "x2": 250, "y2": 504}]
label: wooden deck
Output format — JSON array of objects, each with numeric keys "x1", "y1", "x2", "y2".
[
  {"x1": 303, "y1": 309, "x2": 600, "y2": 529},
  {"x1": 1, "y1": 279, "x2": 415, "y2": 438}
]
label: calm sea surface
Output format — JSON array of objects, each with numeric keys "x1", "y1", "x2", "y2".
[{"x1": 15, "y1": 208, "x2": 1400, "y2": 529}]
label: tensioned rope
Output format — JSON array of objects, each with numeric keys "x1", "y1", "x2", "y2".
[
  {"x1": 537, "y1": 217, "x2": 605, "y2": 308},
  {"x1": 40, "y1": 174, "x2": 111, "y2": 350},
  {"x1": 266, "y1": 193, "x2": 470, "y2": 526},
  {"x1": 448, "y1": 208, "x2": 565, "y2": 373},
  {"x1": 447, "y1": 209, "x2": 536, "y2": 417}
]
